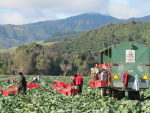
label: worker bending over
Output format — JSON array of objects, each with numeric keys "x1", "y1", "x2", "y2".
[
  {"x1": 70, "y1": 74, "x2": 77, "y2": 85},
  {"x1": 16, "y1": 72, "x2": 27, "y2": 95},
  {"x1": 32, "y1": 77, "x2": 37, "y2": 82},
  {"x1": 76, "y1": 73, "x2": 83, "y2": 95},
  {"x1": 11, "y1": 78, "x2": 15, "y2": 83},
  {"x1": 6, "y1": 79, "x2": 10, "y2": 84}
]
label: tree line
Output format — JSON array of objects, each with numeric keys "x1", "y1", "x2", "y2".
[{"x1": 0, "y1": 42, "x2": 96, "y2": 76}]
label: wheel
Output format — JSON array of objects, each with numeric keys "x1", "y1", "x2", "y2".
[
  {"x1": 134, "y1": 91, "x2": 140, "y2": 100},
  {"x1": 128, "y1": 91, "x2": 133, "y2": 100},
  {"x1": 117, "y1": 91, "x2": 125, "y2": 100},
  {"x1": 109, "y1": 90, "x2": 112, "y2": 98},
  {"x1": 128, "y1": 91, "x2": 140, "y2": 100}
]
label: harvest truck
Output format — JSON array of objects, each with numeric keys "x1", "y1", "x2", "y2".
[{"x1": 91, "y1": 42, "x2": 149, "y2": 100}]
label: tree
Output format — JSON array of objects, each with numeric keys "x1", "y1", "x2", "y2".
[
  {"x1": 2, "y1": 63, "x2": 8, "y2": 75},
  {"x1": 78, "y1": 61, "x2": 89, "y2": 76},
  {"x1": 16, "y1": 45, "x2": 27, "y2": 52},
  {"x1": 13, "y1": 51, "x2": 33, "y2": 75},
  {"x1": 77, "y1": 52, "x2": 86, "y2": 61},
  {"x1": 0, "y1": 52, "x2": 11, "y2": 61},
  {"x1": 75, "y1": 59, "x2": 83, "y2": 68},
  {"x1": 60, "y1": 63, "x2": 72, "y2": 76},
  {"x1": 36, "y1": 54, "x2": 54, "y2": 75},
  {"x1": 27, "y1": 42, "x2": 43, "y2": 54}
]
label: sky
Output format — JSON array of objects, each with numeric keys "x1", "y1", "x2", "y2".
[{"x1": 0, "y1": 0, "x2": 150, "y2": 25}]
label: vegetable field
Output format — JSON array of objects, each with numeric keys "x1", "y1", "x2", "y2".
[{"x1": 0, "y1": 75, "x2": 150, "y2": 113}]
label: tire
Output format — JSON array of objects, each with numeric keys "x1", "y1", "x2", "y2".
[
  {"x1": 109, "y1": 90, "x2": 112, "y2": 98},
  {"x1": 128, "y1": 91, "x2": 140, "y2": 100}
]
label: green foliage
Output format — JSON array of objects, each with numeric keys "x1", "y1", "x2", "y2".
[
  {"x1": 36, "y1": 54, "x2": 54, "y2": 75},
  {"x1": 44, "y1": 31, "x2": 83, "y2": 43},
  {"x1": 2, "y1": 63, "x2": 8, "y2": 75},
  {"x1": 2, "y1": 21, "x2": 150, "y2": 75},
  {"x1": 48, "y1": 21, "x2": 150, "y2": 61},
  {"x1": 78, "y1": 62, "x2": 89, "y2": 76},
  {"x1": 16, "y1": 45, "x2": 27, "y2": 52},
  {"x1": 0, "y1": 75, "x2": 149, "y2": 112}
]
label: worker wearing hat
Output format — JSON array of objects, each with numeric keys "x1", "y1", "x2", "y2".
[
  {"x1": 16, "y1": 72, "x2": 27, "y2": 95},
  {"x1": 6, "y1": 79, "x2": 10, "y2": 84}
]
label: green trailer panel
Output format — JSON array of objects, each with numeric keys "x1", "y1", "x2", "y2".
[{"x1": 100, "y1": 42, "x2": 149, "y2": 90}]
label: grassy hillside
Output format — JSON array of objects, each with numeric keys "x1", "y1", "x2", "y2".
[
  {"x1": 1, "y1": 13, "x2": 150, "y2": 49},
  {"x1": 0, "y1": 41, "x2": 58, "y2": 53},
  {"x1": 47, "y1": 21, "x2": 150, "y2": 61}
]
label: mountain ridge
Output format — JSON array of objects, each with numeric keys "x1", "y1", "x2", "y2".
[{"x1": 0, "y1": 13, "x2": 150, "y2": 49}]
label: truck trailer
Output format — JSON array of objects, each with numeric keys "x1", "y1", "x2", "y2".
[{"x1": 90, "y1": 42, "x2": 149, "y2": 100}]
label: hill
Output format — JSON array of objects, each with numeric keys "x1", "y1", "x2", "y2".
[
  {"x1": 0, "y1": 41, "x2": 58, "y2": 53},
  {"x1": 1, "y1": 21, "x2": 150, "y2": 76},
  {"x1": 47, "y1": 21, "x2": 150, "y2": 61},
  {"x1": 1, "y1": 13, "x2": 150, "y2": 49},
  {"x1": 43, "y1": 31, "x2": 83, "y2": 43}
]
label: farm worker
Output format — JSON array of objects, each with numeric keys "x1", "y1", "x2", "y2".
[
  {"x1": 91, "y1": 64, "x2": 99, "y2": 77},
  {"x1": 99, "y1": 62, "x2": 108, "y2": 81},
  {"x1": 70, "y1": 74, "x2": 77, "y2": 85},
  {"x1": 6, "y1": 79, "x2": 10, "y2": 84},
  {"x1": 92, "y1": 68, "x2": 99, "y2": 81},
  {"x1": 102, "y1": 62, "x2": 108, "y2": 70},
  {"x1": 11, "y1": 78, "x2": 15, "y2": 83},
  {"x1": 32, "y1": 77, "x2": 37, "y2": 82},
  {"x1": 16, "y1": 72, "x2": 27, "y2": 95},
  {"x1": 75, "y1": 73, "x2": 83, "y2": 95}
]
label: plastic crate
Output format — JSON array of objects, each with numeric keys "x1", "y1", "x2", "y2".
[
  {"x1": 51, "y1": 84, "x2": 58, "y2": 89},
  {"x1": 70, "y1": 89, "x2": 79, "y2": 95},
  {"x1": 53, "y1": 81, "x2": 59, "y2": 83},
  {"x1": 0, "y1": 90, "x2": 3, "y2": 92},
  {"x1": 8, "y1": 87, "x2": 15, "y2": 90},
  {"x1": 62, "y1": 84, "x2": 68, "y2": 88},
  {"x1": 53, "y1": 81, "x2": 65, "y2": 85},
  {"x1": 95, "y1": 81, "x2": 107, "y2": 87},
  {"x1": 61, "y1": 91, "x2": 68, "y2": 95},
  {"x1": 27, "y1": 84, "x2": 39, "y2": 89},
  {"x1": 3, "y1": 90, "x2": 17, "y2": 96},
  {"x1": 90, "y1": 81, "x2": 95, "y2": 87}
]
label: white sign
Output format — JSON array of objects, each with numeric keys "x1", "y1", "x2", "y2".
[
  {"x1": 126, "y1": 50, "x2": 135, "y2": 62},
  {"x1": 128, "y1": 70, "x2": 133, "y2": 72}
]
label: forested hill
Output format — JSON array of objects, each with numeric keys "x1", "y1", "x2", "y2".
[
  {"x1": 47, "y1": 21, "x2": 150, "y2": 61},
  {"x1": 1, "y1": 21, "x2": 150, "y2": 76},
  {"x1": 1, "y1": 13, "x2": 150, "y2": 49},
  {"x1": 43, "y1": 31, "x2": 83, "y2": 43}
]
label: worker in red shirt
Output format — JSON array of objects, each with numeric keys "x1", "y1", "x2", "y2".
[
  {"x1": 6, "y1": 79, "x2": 10, "y2": 84},
  {"x1": 75, "y1": 73, "x2": 83, "y2": 95},
  {"x1": 11, "y1": 78, "x2": 15, "y2": 83}
]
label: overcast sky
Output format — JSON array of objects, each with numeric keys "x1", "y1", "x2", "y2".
[{"x1": 0, "y1": 0, "x2": 150, "y2": 25}]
